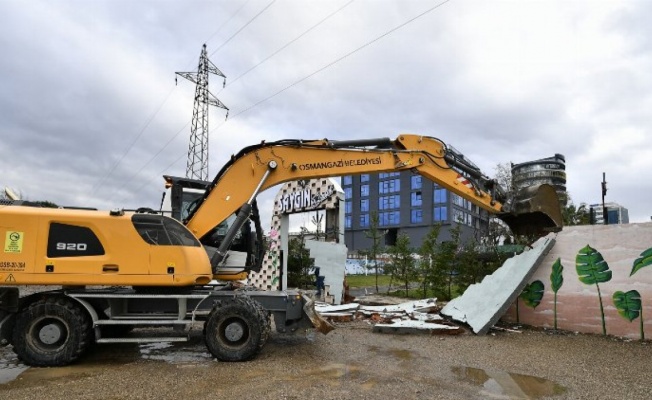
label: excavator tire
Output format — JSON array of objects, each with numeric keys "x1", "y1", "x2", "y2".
[
  {"x1": 204, "y1": 296, "x2": 270, "y2": 361},
  {"x1": 12, "y1": 296, "x2": 92, "y2": 366}
]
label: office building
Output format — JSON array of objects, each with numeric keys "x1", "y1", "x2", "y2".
[
  {"x1": 342, "y1": 171, "x2": 489, "y2": 253},
  {"x1": 590, "y1": 202, "x2": 629, "y2": 225}
]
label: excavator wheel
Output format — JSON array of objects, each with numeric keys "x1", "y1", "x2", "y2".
[
  {"x1": 12, "y1": 296, "x2": 92, "y2": 366},
  {"x1": 204, "y1": 296, "x2": 270, "y2": 361}
]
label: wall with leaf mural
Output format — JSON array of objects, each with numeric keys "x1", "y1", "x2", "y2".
[{"x1": 503, "y1": 223, "x2": 652, "y2": 340}]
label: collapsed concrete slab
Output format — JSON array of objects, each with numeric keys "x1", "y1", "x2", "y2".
[
  {"x1": 441, "y1": 235, "x2": 556, "y2": 335},
  {"x1": 373, "y1": 319, "x2": 459, "y2": 334}
]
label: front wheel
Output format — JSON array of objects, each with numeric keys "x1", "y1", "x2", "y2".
[
  {"x1": 12, "y1": 297, "x2": 92, "y2": 366},
  {"x1": 204, "y1": 296, "x2": 269, "y2": 361}
]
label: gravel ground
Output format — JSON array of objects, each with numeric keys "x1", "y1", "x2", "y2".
[{"x1": 1, "y1": 320, "x2": 650, "y2": 400}]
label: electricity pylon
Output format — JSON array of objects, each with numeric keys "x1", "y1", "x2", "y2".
[{"x1": 175, "y1": 44, "x2": 229, "y2": 181}]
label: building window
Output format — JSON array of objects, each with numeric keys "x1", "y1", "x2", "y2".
[
  {"x1": 452, "y1": 209, "x2": 472, "y2": 225},
  {"x1": 345, "y1": 200, "x2": 352, "y2": 214},
  {"x1": 411, "y1": 209, "x2": 422, "y2": 224},
  {"x1": 434, "y1": 206, "x2": 447, "y2": 222},
  {"x1": 343, "y1": 176, "x2": 352, "y2": 186},
  {"x1": 360, "y1": 214, "x2": 369, "y2": 228},
  {"x1": 411, "y1": 191, "x2": 422, "y2": 207},
  {"x1": 379, "y1": 211, "x2": 400, "y2": 226},
  {"x1": 344, "y1": 187, "x2": 352, "y2": 199},
  {"x1": 379, "y1": 172, "x2": 400, "y2": 179},
  {"x1": 434, "y1": 187, "x2": 447, "y2": 203},
  {"x1": 345, "y1": 215, "x2": 351, "y2": 229},
  {"x1": 360, "y1": 174, "x2": 369, "y2": 182},
  {"x1": 411, "y1": 175, "x2": 422, "y2": 190},
  {"x1": 379, "y1": 179, "x2": 400, "y2": 194},
  {"x1": 360, "y1": 198, "x2": 369, "y2": 212},
  {"x1": 360, "y1": 184, "x2": 369, "y2": 197},
  {"x1": 379, "y1": 195, "x2": 400, "y2": 210}
]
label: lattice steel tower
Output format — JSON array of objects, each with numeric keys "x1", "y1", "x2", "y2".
[{"x1": 176, "y1": 44, "x2": 229, "y2": 181}]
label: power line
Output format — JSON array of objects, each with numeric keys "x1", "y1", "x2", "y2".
[
  {"x1": 99, "y1": 3, "x2": 263, "y2": 199},
  {"x1": 223, "y1": 0, "x2": 356, "y2": 89},
  {"x1": 91, "y1": 84, "x2": 177, "y2": 196},
  {"x1": 209, "y1": 0, "x2": 277, "y2": 58},
  {"x1": 221, "y1": 0, "x2": 453, "y2": 122},
  {"x1": 205, "y1": 0, "x2": 253, "y2": 44},
  {"x1": 110, "y1": 120, "x2": 191, "y2": 202},
  {"x1": 126, "y1": 0, "x2": 452, "y2": 200}
]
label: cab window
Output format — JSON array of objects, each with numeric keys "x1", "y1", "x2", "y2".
[{"x1": 132, "y1": 214, "x2": 200, "y2": 247}]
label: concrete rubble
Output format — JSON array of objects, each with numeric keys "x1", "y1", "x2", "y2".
[
  {"x1": 315, "y1": 298, "x2": 462, "y2": 335},
  {"x1": 315, "y1": 235, "x2": 556, "y2": 336},
  {"x1": 441, "y1": 235, "x2": 556, "y2": 335}
]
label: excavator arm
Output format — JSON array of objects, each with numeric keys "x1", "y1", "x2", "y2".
[{"x1": 184, "y1": 134, "x2": 562, "y2": 275}]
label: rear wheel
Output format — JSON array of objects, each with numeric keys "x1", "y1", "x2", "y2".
[
  {"x1": 204, "y1": 296, "x2": 269, "y2": 361},
  {"x1": 12, "y1": 297, "x2": 92, "y2": 366}
]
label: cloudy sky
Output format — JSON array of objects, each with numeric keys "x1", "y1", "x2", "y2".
[{"x1": 1, "y1": 0, "x2": 651, "y2": 229}]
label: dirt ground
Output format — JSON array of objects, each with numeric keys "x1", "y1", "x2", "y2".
[{"x1": 1, "y1": 320, "x2": 650, "y2": 400}]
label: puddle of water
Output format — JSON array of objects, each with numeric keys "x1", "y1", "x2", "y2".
[
  {"x1": 452, "y1": 366, "x2": 566, "y2": 399},
  {"x1": 295, "y1": 363, "x2": 376, "y2": 390},
  {"x1": 367, "y1": 345, "x2": 416, "y2": 361},
  {"x1": 0, "y1": 339, "x2": 212, "y2": 386},
  {"x1": 138, "y1": 341, "x2": 213, "y2": 364}
]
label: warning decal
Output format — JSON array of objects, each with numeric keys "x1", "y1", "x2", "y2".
[
  {"x1": 0, "y1": 261, "x2": 26, "y2": 271},
  {"x1": 4, "y1": 231, "x2": 24, "y2": 253}
]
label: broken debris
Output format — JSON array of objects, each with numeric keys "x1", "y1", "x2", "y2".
[
  {"x1": 441, "y1": 235, "x2": 555, "y2": 335},
  {"x1": 315, "y1": 298, "x2": 462, "y2": 335}
]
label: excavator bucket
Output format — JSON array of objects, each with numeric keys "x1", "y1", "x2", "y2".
[
  {"x1": 498, "y1": 184, "x2": 564, "y2": 237},
  {"x1": 302, "y1": 295, "x2": 335, "y2": 334}
]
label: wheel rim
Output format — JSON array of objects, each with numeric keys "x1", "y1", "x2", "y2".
[
  {"x1": 220, "y1": 317, "x2": 249, "y2": 346},
  {"x1": 29, "y1": 317, "x2": 69, "y2": 351}
]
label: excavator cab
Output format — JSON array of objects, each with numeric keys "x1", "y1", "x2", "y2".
[{"x1": 497, "y1": 183, "x2": 564, "y2": 237}]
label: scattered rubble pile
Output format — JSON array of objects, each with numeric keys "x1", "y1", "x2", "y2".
[{"x1": 315, "y1": 298, "x2": 463, "y2": 335}]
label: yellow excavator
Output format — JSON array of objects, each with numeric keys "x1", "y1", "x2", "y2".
[{"x1": 0, "y1": 134, "x2": 562, "y2": 366}]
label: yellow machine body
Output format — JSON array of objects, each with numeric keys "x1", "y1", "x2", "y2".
[{"x1": 0, "y1": 206, "x2": 212, "y2": 286}]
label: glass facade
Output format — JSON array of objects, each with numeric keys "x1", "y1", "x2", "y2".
[
  {"x1": 411, "y1": 175, "x2": 422, "y2": 189},
  {"x1": 411, "y1": 209, "x2": 422, "y2": 223},
  {"x1": 379, "y1": 211, "x2": 400, "y2": 226},
  {"x1": 434, "y1": 206, "x2": 447, "y2": 222},
  {"x1": 379, "y1": 195, "x2": 400, "y2": 210},
  {"x1": 379, "y1": 179, "x2": 400, "y2": 194},
  {"x1": 360, "y1": 198, "x2": 369, "y2": 212},
  {"x1": 341, "y1": 170, "x2": 489, "y2": 252},
  {"x1": 411, "y1": 192, "x2": 422, "y2": 207},
  {"x1": 434, "y1": 187, "x2": 447, "y2": 203}
]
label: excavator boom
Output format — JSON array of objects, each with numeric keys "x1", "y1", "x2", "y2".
[{"x1": 185, "y1": 134, "x2": 562, "y2": 243}]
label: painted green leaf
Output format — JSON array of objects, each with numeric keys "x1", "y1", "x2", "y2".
[
  {"x1": 550, "y1": 258, "x2": 564, "y2": 293},
  {"x1": 612, "y1": 290, "x2": 641, "y2": 322},
  {"x1": 576, "y1": 245, "x2": 612, "y2": 285},
  {"x1": 520, "y1": 280, "x2": 545, "y2": 309},
  {"x1": 270, "y1": 276, "x2": 279, "y2": 286},
  {"x1": 630, "y1": 247, "x2": 652, "y2": 277}
]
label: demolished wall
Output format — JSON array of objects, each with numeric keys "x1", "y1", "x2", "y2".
[
  {"x1": 305, "y1": 240, "x2": 347, "y2": 304},
  {"x1": 441, "y1": 236, "x2": 555, "y2": 334},
  {"x1": 502, "y1": 223, "x2": 652, "y2": 340}
]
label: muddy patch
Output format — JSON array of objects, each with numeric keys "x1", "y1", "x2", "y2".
[{"x1": 452, "y1": 366, "x2": 566, "y2": 399}]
